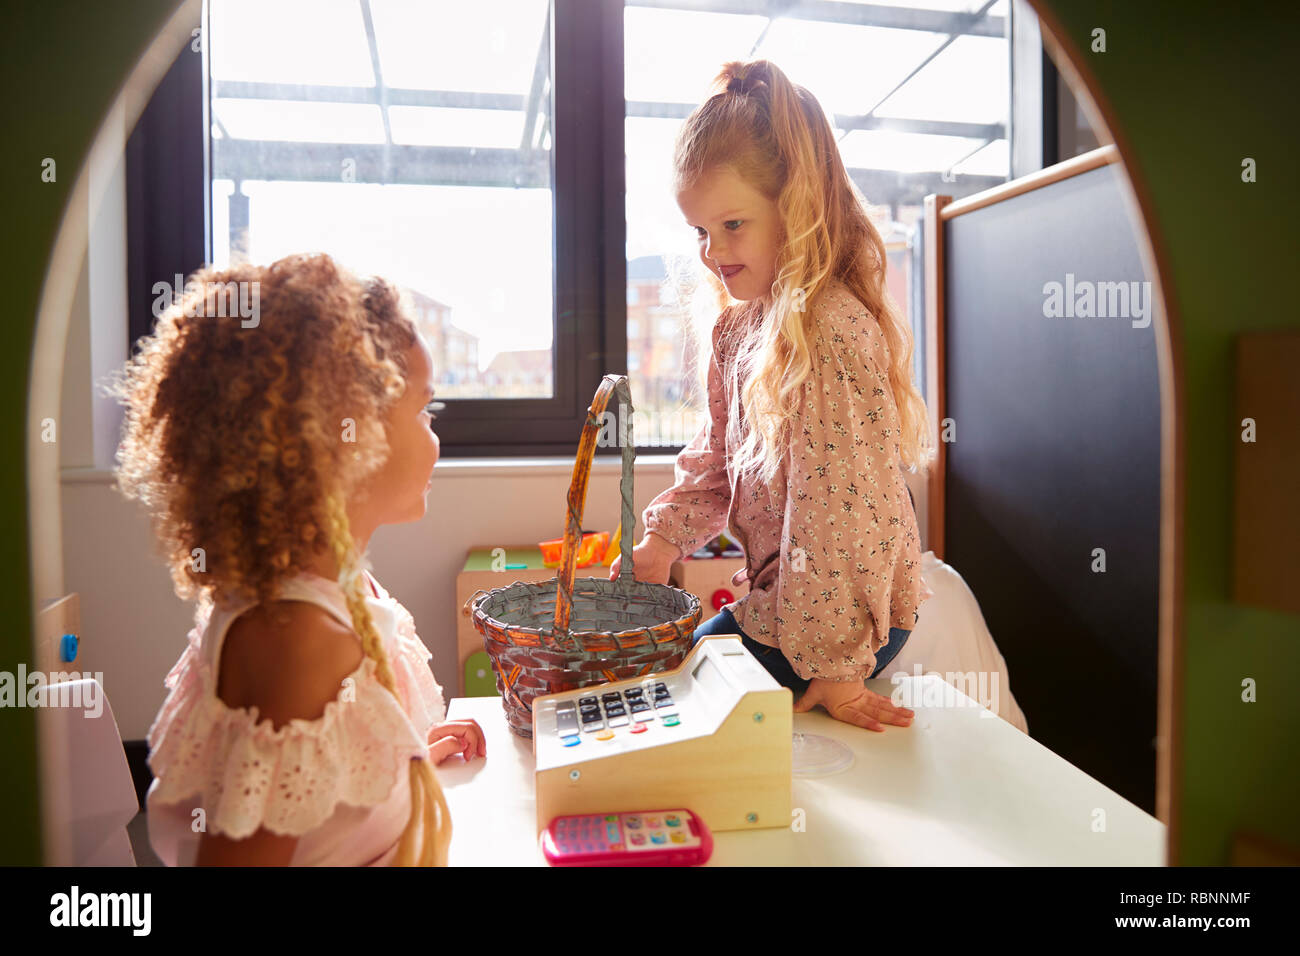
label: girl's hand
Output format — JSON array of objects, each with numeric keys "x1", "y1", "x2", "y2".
[
  {"x1": 427, "y1": 718, "x2": 486, "y2": 764},
  {"x1": 607, "y1": 532, "x2": 679, "y2": 585},
  {"x1": 794, "y1": 677, "x2": 915, "y2": 732}
]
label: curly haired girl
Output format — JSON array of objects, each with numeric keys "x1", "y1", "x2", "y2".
[
  {"x1": 613, "y1": 60, "x2": 935, "y2": 732},
  {"x1": 109, "y1": 252, "x2": 482, "y2": 866}
]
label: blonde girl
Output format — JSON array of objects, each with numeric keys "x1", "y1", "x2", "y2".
[
  {"x1": 613, "y1": 60, "x2": 935, "y2": 732},
  {"x1": 111, "y1": 253, "x2": 483, "y2": 865}
]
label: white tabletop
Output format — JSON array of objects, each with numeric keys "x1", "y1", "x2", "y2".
[{"x1": 437, "y1": 676, "x2": 1165, "y2": 865}]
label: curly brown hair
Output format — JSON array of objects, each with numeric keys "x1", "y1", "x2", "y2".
[
  {"x1": 108, "y1": 252, "x2": 450, "y2": 865},
  {"x1": 108, "y1": 252, "x2": 418, "y2": 608}
]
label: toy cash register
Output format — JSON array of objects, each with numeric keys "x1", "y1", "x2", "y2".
[{"x1": 533, "y1": 636, "x2": 792, "y2": 833}]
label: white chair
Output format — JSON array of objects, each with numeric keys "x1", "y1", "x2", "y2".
[
  {"x1": 880, "y1": 551, "x2": 1030, "y2": 735},
  {"x1": 39, "y1": 678, "x2": 140, "y2": 865}
]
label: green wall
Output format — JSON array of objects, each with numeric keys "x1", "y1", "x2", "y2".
[
  {"x1": 1034, "y1": 1, "x2": 1300, "y2": 865},
  {"x1": 1, "y1": 0, "x2": 1295, "y2": 865},
  {"x1": 1, "y1": 0, "x2": 183, "y2": 867}
]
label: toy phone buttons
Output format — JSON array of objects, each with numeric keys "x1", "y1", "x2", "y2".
[
  {"x1": 596, "y1": 730, "x2": 615, "y2": 741},
  {"x1": 59, "y1": 633, "x2": 78, "y2": 663},
  {"x1": 630, "y1": 723, "x2": 648, "y2": 734},
  {"x1": 561, "y1": 735, "x2": 581, "y2": 747}
]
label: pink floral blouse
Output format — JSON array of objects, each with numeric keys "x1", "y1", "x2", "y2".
[{"x1": 643, "y1": 277, "x2": 933, "y2": 682}]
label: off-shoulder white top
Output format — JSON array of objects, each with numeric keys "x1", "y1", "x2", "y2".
[{"x1": 145, "y1": 569, "x2": 445, "y2": 866}]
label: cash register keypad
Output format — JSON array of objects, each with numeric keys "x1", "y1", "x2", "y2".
[{"x1": 555, "y1": 682, "x2": 677, "y2": 740}]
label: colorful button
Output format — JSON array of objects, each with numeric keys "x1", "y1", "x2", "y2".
[
  {"x1": 650, "y1": 832, "x2": 667, "y2": 844},
  {"x1": 626, "y1": 817, "x2": 642, "y2": 829},
  {"x1": 605, "y1": 815, "x2": 618, "y2": 822},
  {"x1": 630, "y1": 723, "x2": 647, "y2": 734},
  {"x1": 609, "y1": 844, "x2": 625, "y2": 852},
  {"x1": 596, "y1": 730, "x2": 615, "y2": 741},
  {"x1": 671, "y1": 832, "x2": 687, "y2": 843},
  {"x1": 665, "y1": 815, "x2": 681, "y2": 827},
  {"x1": 645, "y1": 816, "x2": 661, "y2": 827},
  {"x1": 630, "y1": 833, "x2": 646, "y2": 845},
  {"x1": 561, "y1": 735, "x2": 581, "y2": 747},
  {"x1": 663, "y1": 715, "x2": 680, "y2": 727}
]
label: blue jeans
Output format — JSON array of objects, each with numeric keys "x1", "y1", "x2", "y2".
[{"x1": 693, "y1": 607, "x2": 911, "y2": 696}]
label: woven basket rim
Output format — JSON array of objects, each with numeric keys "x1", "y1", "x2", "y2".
[
  {"x1": 462, "y1": 574, "x2": 696, "y2": 650},
  {"x1": 472, "y1": 589, "x2": 701, "y2": 642},
  {"x1": 471, "y1": 575, "x2": 699, "y2": 597},
  {"x1": 475, "y1": 619, "x2": 698, "y2": 642}
]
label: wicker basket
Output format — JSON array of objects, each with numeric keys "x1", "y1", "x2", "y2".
[{"x1": 469, "y1": 374, "x2": 702, "y2": 737}]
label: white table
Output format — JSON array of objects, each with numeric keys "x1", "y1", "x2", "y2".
[{"x1": 437, "y1": 676, "x2": 1165, "y2": 865}]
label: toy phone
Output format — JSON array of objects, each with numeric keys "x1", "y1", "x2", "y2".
[{"x1": 540, "y1": 809, "x2": 713, "y2": 866}]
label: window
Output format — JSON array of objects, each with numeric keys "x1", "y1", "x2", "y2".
[
  {"x1": 210, "y1": 0, "x2": 555, "y2": 403},
  {"x1": 130, "y1": 0, "x2": 1030, "y2": 456},
  {"x1": 200, "y1": 0, "x2": 623, "y2": 454}
]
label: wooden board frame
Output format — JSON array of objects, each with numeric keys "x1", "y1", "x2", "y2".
[{"x1": 923, "y1": 142, "x2": 1183, "y2": 864}]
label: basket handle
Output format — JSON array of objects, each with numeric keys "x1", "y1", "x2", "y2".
[{"x1": 553, "y1": 374, "x2": 635, "y2": 636}]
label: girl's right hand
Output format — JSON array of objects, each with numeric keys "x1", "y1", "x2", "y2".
[
  {"x1": 427, "y1": 718, "x2": 486, "y2": 765},
  {"x1": 608, "y1": 532, "x2": 680, "y2": 585},
  {"x1": 794, "y1": 678, "x2": 915, "y2": 732}
]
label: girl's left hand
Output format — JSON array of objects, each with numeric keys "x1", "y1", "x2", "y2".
[
  {"x1": 794, "y1": 678, "x2": 914, "y2": 732},
  {"x1": 427, "y1": 718, "x2": 487, "y2": 764}
]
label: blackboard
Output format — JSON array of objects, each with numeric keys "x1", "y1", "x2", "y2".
[{"x1": 942, "y1": 163, "x2": 1161, "y2": 812}]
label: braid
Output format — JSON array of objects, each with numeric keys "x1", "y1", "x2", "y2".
[{"x1": 322, "y1": 492, "x2": 452, "y2": 866}]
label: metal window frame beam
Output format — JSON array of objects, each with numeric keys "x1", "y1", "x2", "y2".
[
  {"x1": 214, "y1": 81, "x2": 1005, "y2": 143},
  {"x1": 213, "y1": 138, "x2": 1001, "y2": 205},
  {"x1": 625, "y1": 0, "x2": 1006, "y2": 38},
  {"x1": 213, "y1": 139, "x2": 552, "y2": 188}
]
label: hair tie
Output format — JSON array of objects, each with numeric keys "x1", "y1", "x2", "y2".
[{"x1": 727, "y1": 67, "x2": 765, "y2": 96}]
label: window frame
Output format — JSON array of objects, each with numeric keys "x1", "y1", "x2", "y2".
[
  {"x1": 129, "y1": 0, "x2": 629, "y2": 458},
  {"x1": 126, "y1": 0, "x2": 1049, "y2": 459}
]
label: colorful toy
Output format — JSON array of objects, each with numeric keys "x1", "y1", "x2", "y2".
[
  {"x1": 539, "y1": 531, "x2": 608, "y2": 569},
  {"x1": 540, "y1": 808, "x2": 712, "y2": 866},
  {"x1": 532, "y1": 635, "x2": 792, "y2": 833}
]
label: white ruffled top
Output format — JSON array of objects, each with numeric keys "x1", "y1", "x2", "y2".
[{"x1": 145, "y1": 569, "x2": 446, "y2": 866}]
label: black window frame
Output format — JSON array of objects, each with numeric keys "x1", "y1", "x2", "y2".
[
  {"x1": 128, "y1": 0, "x2": 629, "y2": 458},
  {"x1": 126, "y1": 0, "x2": 1053, "y2": 460}
]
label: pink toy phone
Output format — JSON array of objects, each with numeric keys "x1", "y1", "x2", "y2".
[{"x1": 540, "y1": 809, "x2": 713, "y2": 866}]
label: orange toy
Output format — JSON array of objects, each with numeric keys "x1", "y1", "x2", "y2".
[{"x1": 540, "y1": 531, "x2": 609, "y2": 569}]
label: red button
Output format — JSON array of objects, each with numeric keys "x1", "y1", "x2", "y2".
[
  {"x1": 711, "y1": 589, "x2": 734, "y2": 611},
  {"x1": 630, "y1": 723, "x2": 648, "y2": 734}
]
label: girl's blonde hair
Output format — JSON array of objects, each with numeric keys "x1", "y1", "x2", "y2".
[
  {"x1": 674, "y1": 59, "x2": 934, "y2": 484},
  {"x1": 109, "y1": 252, "x2": 450, "y2": 866}
]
